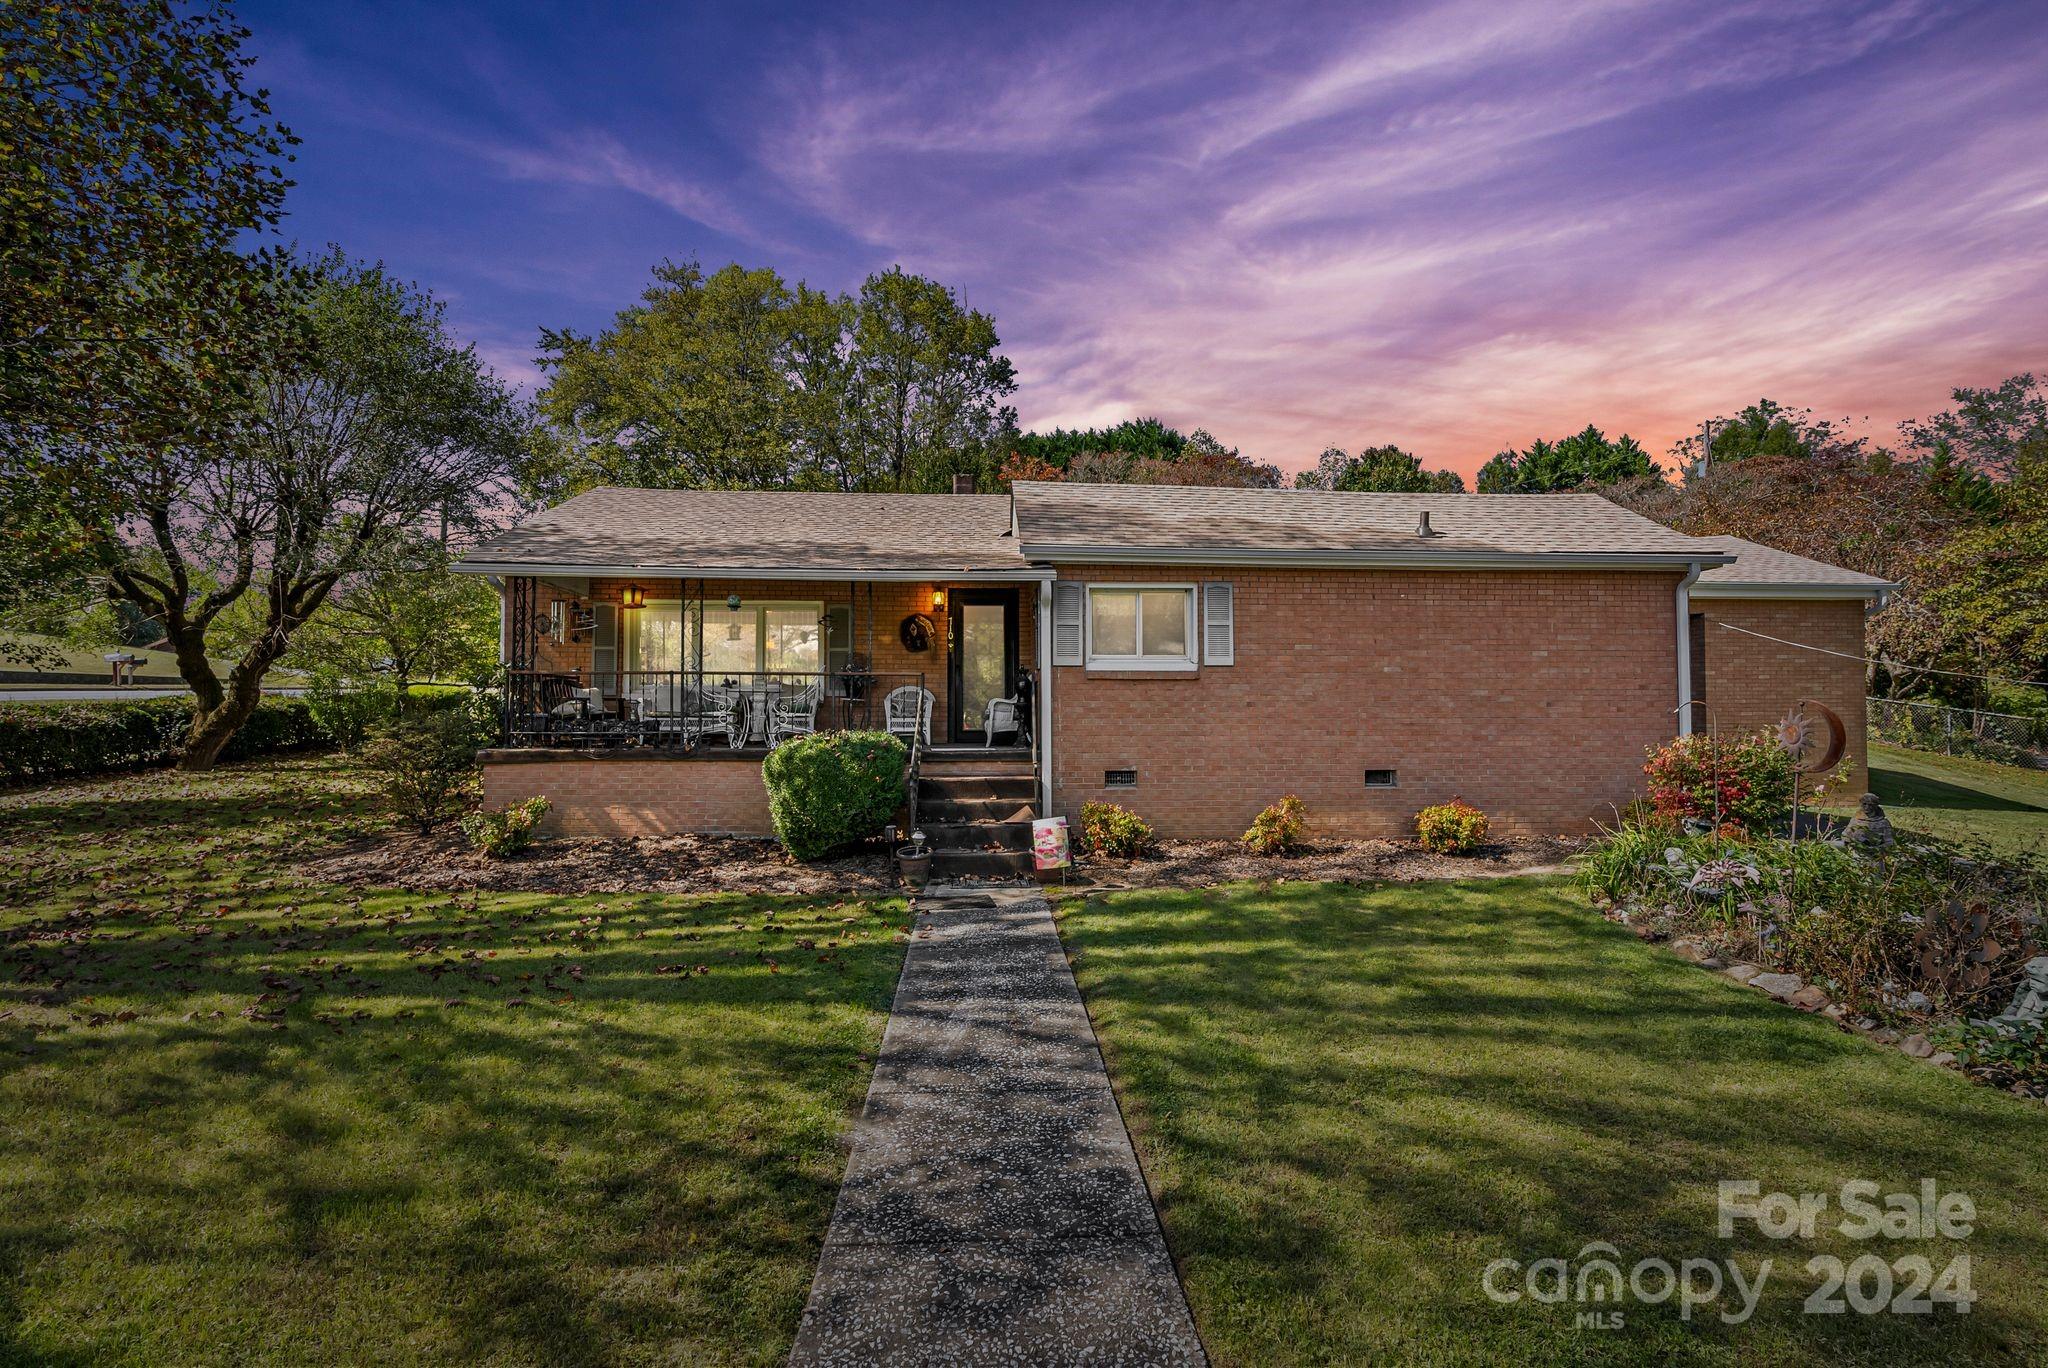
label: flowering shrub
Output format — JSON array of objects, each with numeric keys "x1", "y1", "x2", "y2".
[
  {"x1": 1415, "y1": 799, "x2": 1489, "y2": 855},
  {"x1": 1079, "y1": 801, "x2": 1154, "y2": 858},
  {"x1": 1641, "y1": 730, "x2": 1801, "y2": 835},
  {"x1": 461, "y1": 795, "x2": 551, "y2": 857},
  {"x1": 1241, "y1": 795, "x2": 1308, "y2": 856}
]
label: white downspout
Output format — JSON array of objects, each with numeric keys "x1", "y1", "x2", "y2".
[
  {"x1": 1037, "y1": 578, "x2": 1054, "y2": 818},
  {"x1": 1675, "y1": 561, "x2": 1702, "y2": 736}
]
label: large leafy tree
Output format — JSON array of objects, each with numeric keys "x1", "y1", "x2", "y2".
[
  {"x1": 532, "y1": 260, "x2": 849, "y2": 496},
  {"x1": 37, "y1": 252, "x2": 528, "y2": 767},
  {"x1": 534, "y1": 260, "x2": 1015, "y2": 497},
  {"x1": 1009, "y1": 417, "x2": 1188, "y2": 467},
  {"x1": 1899, "y1": 373, "x2": 2048, "y2": 482},
  {"x1": 1294, "y1": 444, "x2": 1465, "y2": 493},
  {"x1": 846, "y1": 267, "x2": 1017, "y2": 491},
  {"x1": 1666, "y1": 399, "x2": 1863, "y2": 473},
  {"x1": 1476, "y1": 426, "x2": 1656, "y2": 492},
  {"x1": 1, "y1": 0, "x2": 298, "y2": 450},
  {"x1": 1918, "y1": 460, "x2": 2048, "y2": 693},
  {"x1": 285, "y1": 536, "x2": 501, "y2": 687},
  {"x1": 1605, "y1": 449, "x2": 1986, "y2": 697},
  {"x1": 1000, "y1": 420, "x2": 1280, "y2": 488}
]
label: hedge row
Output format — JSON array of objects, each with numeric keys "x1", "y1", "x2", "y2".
[{"x1": 0, "y1": 697, "x2": 330, "y2": 786}]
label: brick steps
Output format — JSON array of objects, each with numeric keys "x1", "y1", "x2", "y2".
[{"x1": 916, "y1": 765, "x2": 1039, "y2": 882}]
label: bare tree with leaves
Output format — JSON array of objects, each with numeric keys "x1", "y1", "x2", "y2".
[{"x1": 40, "y1": 252, "x2": 528, "y2": 767}]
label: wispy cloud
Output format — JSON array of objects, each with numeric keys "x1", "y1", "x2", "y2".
[
  {"x1": 750, "y1": 0, "x2": 2045, "y2": 472},
  {"x1": 464, "y1": 130, "x2": 765, "y2": 245},
  {"x1": 255, "y1": 0, "x2": 2048, "y2": 477}
]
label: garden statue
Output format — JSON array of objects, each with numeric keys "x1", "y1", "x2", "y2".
[
  {"x1": 1840, "y1": 792, "x2": 1895, "y2": 851},
  {"x1": 1991, "y1": 956, "x2": 2048, "y2": 1030}
]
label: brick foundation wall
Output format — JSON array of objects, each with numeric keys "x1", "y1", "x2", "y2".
[
  {"x1": 480, "y1": 754, "x2": 773, "y2": 837},
  {"x1": 1048, "y1": 564, "x2": 1687, "y2": 839},
  {"x1": 1695, "y1": 597, "x2": 1870, "y2": 788}
]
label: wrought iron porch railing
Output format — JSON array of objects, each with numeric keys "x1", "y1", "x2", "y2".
[{"x1": 497, "y1": 668, "x2": 933, "y2": 752}]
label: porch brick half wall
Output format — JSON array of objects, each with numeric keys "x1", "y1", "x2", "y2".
[{"x1": 481, "y1": 754, "x2": 773, "y2": 837}]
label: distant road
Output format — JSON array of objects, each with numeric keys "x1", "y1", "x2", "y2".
[{"x1": 0, "y1": 687, "x2": 308, "y2": 702}]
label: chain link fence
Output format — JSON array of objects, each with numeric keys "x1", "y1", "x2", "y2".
[{"x1": 1867, "y1": 696, "x2": 2048, "y2": 770}]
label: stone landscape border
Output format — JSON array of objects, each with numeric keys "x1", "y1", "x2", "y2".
[{"x1": 1661, "y1": 934, "x2": 1965, "y2": 1072}]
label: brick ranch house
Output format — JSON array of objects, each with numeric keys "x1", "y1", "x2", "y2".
[{"x1": 453, "y1": 481, "x2": 1892, "y2": 868}]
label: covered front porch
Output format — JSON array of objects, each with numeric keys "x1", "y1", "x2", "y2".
[{"x1": 491, "y1": 572, "x2": 1048, "y2": 764}]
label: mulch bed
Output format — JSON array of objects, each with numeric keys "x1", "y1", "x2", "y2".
[
  {"x1": 302, "y1": 830, "x2": 898, "y2": 897},
  {"x1": 1050, "y1": 836, "x2": 1584, "y2": 891},
  {"x1": 302, "y1": 829, "x2": 1583, "y2": 898}
]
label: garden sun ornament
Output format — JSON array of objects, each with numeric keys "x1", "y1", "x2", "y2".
[{"x1": 1773, "y1": 698, "x2": 1846, "y2": 844}]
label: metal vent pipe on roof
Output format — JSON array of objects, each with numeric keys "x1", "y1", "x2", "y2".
[{"x1": 1416, "y1": 510, "x2": 1442, "y2": 537}]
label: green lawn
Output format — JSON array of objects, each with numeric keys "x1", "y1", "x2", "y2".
[
  {"x1": 0, "y1": 756, "x2": 906, "y2": 1365},
  {"x1": 1060, "y1": 879, "x2": 2048, "y2": 1366},
  {"x1": 1849, "y1": 742, "x2": 2048, "y2": 858}
]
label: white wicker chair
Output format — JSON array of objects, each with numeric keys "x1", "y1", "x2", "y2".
[
  {"x1": 883, "y1": 685, "x2": 934, "y2": 745},
  {"x1": 682, "y1": 683, "x2": 741, "y2": 749},
  {"x1": 769, "y1": 681, "x2": 823, "y2": 748},
  {"x1": 982, "y1": 695, "x2": 1022, "y2": 744}
]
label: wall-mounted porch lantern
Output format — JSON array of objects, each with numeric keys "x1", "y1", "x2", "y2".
[
  {"x1": 931, "y1": 587, "x2": 948, "y2": 611},
  {"x1": 620, "y1": 583, "x2": 646, "y2": 610}
]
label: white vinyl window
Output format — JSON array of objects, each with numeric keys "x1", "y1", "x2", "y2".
[{"x1": 1085, "y1": 585, "x2": 1197, "y2": 671}]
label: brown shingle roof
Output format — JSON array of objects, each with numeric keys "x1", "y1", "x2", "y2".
[
  {"x1": 464, "y1": 483, "x2": 1894, "y2": 582},
  {"x1": 1011, "y1": 482, "x2": 1719, "y2": 561},
  {"x1": 459, "y1": 487, "x2": 1030, "y2": 574},
  {"x1": 1695, "y1": 536, "x2": 1895, "y2": 593}
]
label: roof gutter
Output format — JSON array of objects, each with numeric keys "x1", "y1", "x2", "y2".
[
  {"x1": 452, "y1": 561, "x2": 1056, "y2": 583},
  {"x1": 1015, "y1": 545, "x2": 1737, "y2": 571},
  {"x1": 1691, "y1": 582, "x2": 1896, "y2": 601}
]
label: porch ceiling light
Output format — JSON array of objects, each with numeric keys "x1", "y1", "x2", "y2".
[{"x1": 620, "y1": 583, "x2": 646, "y2": 610}]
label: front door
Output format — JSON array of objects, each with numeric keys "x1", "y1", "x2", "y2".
[{"x1": 948, "y1": 589, "x2": 1017, "y2": 744}]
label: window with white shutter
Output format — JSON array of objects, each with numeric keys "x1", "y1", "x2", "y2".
[
  {"x1": 1052, "y1": 582, "x2": 1084, "y2": 665},
  {"x1": 1203, "y1": 582, "x2": 1234, "y2": 665}
]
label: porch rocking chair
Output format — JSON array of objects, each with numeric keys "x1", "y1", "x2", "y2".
[{"x1": 883, "y1": 685, "x2": 934, "y2": 746}]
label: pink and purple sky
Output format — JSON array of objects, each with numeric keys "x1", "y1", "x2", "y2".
[{"x1": 246, "y1": 0, "x2": 2048, "y2": 481}]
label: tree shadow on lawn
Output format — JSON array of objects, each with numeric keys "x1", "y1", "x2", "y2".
[
  {"x1": 1870, "y1": 763, "x2": 2048, "y2": 815},
  {"x1": 0, "y1": 881, "x2": 910, "y2": 1365},
  {"x1": 1062, "y1": 879, "x2": 2048, "y2": 1364}
]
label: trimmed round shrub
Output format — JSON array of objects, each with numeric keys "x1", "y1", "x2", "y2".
[
  {"x1": 1242, "y1": 795, "x2": 1308, "y2": 856},
  {"x1": 761, "y1": 730, "x2": 908, "y2": 861},
  {"x1": 1078, "y1": 801, "x2": 1154, "y2": 858},
  {"x1": 1415, "y1": 799, "x2": 1489, "y2": 855}
]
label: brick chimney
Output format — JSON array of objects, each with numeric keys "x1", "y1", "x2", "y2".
[{"x1": 952, "y1": 473, "x2": 977, "y2": 494}]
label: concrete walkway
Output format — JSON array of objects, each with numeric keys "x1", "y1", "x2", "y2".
[{"x1": 788, "y1": 886, "x2": 1205, "y2": 1367}]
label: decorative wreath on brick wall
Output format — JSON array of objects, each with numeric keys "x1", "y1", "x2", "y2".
[{"x1": 899, "y1": 613, "x2": 935, "y2": 653}]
